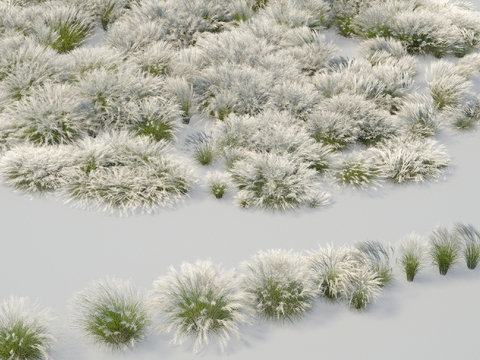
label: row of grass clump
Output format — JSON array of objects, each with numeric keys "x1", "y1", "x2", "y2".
[
  {"x1": 1, "y1": 0, "x2": 480, "y2": 215},
  {"x1": 2, "y1": 222, "x2": 479, "y2": 358}
]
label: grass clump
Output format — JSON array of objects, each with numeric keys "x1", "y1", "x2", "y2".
[
  {"x1": 231, "y1": 152, "x2": 330, "y2": 212},
  {"x1": 307, "y1": 245, "x2": 354, "y2": 302},
  {"x1": 149, "y1": 261, "x2": 252, "y2": 353},
  {"x1": 372, "y1": 135, "x2": 451, "y2": 184},
  {"x1": 452, "y1": 222, "x2": 480, "y2": 270},
  {"x1": 69, "y1": 277, "x2": 150, "y2": 352},
  {"x1": 204, "y1": 171, "x2": 233, "y2": 199},
  {"x1": 0, "y1": 144, "x2": 76, "y2": 195},
  {"x1": 241, "y1": 249, "x2": 317, "y2": 324},
  {"x1": 0, "y1": 296, "x2": 56, "y2": 360},
  {"x1": 332, "y1": 153, "x2": 380, "y2": 190},
  {"x1": 184, "y1": 132, "x2": 216, "y2": 166},
  {"x1": 355, "y1": 240, "x2": 395, "y2": 288},
  {"x1": 397, "y1": 95, "x2": 440, "y2": 138},
  {"x1": 451, "y1": 96, "x2": 480, "y2": 132},
  {"x1": 396, "y1": 233, "x2": 426, "y2": 282},
  {"x1": 428, "y1": 225, "x2": 461, "y2": 275},
  {"x1": 339, "y1": 266, "x2": 382, "y2": 311}
]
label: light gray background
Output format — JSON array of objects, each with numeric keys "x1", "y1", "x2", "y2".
[{"x1": 1, "y1": 2, "x2": 480, "y2": 359}]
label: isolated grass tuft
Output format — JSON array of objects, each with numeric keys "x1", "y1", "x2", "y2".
[
  {"x1": 204, "y1": 171, "x2": 233, "y2": 199},
  {"x1": 184, "y1": 132, "x2": 216, "y2": 166},
  {"x1": 451, "y1": 96, "x2": 480, "y2": 132},
  {"x1": 396, "y1": 233, "x2": 426, "y2": 282},
  {"x1": 69, "y1": 277, "x2": 150, "y2": 352},
  {"x1": 241, "y1": 249, "x2": 317, "y2": 324},
  {"x1": 355, "y1": 240, "x2": 395, "y2": 288},
  {"x1": 452, "y1": 222, "x2": 480, "y2": 270},
  {"x1": 149, "y1": 260, "x2": 252, "y2": 353},
  {"x1": 428, "y1": 225, "x2": 461, "y2": 275},
  {"x1": 0, "y1": 296, "x2": 56, "y2": 360},
  {"x1": 307, "y1": 244, "x2": 354, "y2": 302}
]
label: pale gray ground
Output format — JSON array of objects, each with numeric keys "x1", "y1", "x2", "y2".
[{"x1": 1, "y1": 2, "x2": 480, "y2": 359}]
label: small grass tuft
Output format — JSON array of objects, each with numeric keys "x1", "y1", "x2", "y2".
[
  {"x1": 452, "y1": 222, "x2": 480, "y2": 270},
  {"x1": 397, "y1": 233, "x2": 426, "y2": 282},
  {"x1": 355, "y1": 240, "x2": 395, "y2": 288},
  {"x1": 339, "y1": 266, "x2": 382, "y2": 311},
  {"x1": 184, "y1": 132, "x2": 216, "y2": 166},
  {"x1": 428, "y1": 225, "x2": 461, "y2": 275},
  {"x1": 204, "y1": 171, "x2": 233, "y2": 199}
]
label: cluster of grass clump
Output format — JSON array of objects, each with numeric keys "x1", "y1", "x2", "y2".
[
  {"x1": 69, "y1": 277, "x2": 151, "y2": 352},
  {"x1": 1, "y1": 0, "x2": 479, "y2": 215},
  {"x1": 326, "y1": 0, "x2": 480, "y2": 58},
  {"x1": 0, "y1": 297, "x2": 56, "y2": 360}
]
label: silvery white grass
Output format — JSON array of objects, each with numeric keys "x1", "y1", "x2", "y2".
[
  {"x1": 1, "y1": 82, "x2": 85, "y2": 145},
  {"x1": 79, "y1": 0, "x2": 129, "y2": 30},
  {"x1": 166, "y1": 47, "x2": 206, "y2": 80},
  {"x1": 63, "y1": 131, "x2": 196, "y2": 215},
  {"x1": 371, "y1": 135, "x2": 451, "y2": 184},
  {"x1": 23, "y1": 1, "x2": 96, "y2": 53},
  {"x1": 230, "y1": 152, "x2": 330, "y2": 211},
  {"x1": 105, "y1": 16, "x2": 167, "y2": 54},
  {"x1": 69, "y1": 277, "x2": 151, "y2": 352},
  {"x1": 261, "y1": 0, "x2": 330, "y2": 29},
  {"x1": 0, "y1": 143, "x2": 76, "y2": 194},
  {"x1": 426, "y1": 59, "x2": 473, "y2": 112},
  {"x1": 451, "y1": 95, "x2": 480, "y2": 131},
  {"x1": 194, "y1": 63, "x2": 276, "y2": 119},
  {"x1": 0, "y1": 2, "x2": 26, "y2": 38},
  {"x1": 127, "y1": 40, "x2": 175, "y2": 77},
  {"x1": 149, "y1": 260, "x2": 253, "y2": 353},
  {"x1": 327, "y1": 0, "x2": 369, "y2": 37},
  {"x1": 306, "y1": 110, "x2": 357, "y2": 151},
  {"x1": 428, "y1": 225, "x2": 462, "y2": 275},
  {"x1": 318, "y1": 93, "x2": 398, "y2": 147},
  {"x1": 452, "y1": 222, "x2": 480, "y2": 270},
  {"x1": 396, "y1": 94, "x2": 440, "y2": 138},
  {"x1": 355, "y1": 37, "x2": 409, "y2": 65},
  {"x1": 339, "y1": 264, "x2": 382, "y2": 311},
  {"x1": 355, "y1": 240, "x2": 395, "y2": 288},
  {"x1": 164, "y1": 77, "x2": 198, "y2": 124},
  {"x1": 0, "y1": 35, "x2": 67, "y2": 101},
  {"x1": 456, "y1": 52, "x2": 480, "y2": 79},
  {"x1": 203, "y1": 171, "x2": 234, "y2": 199},
  {"x1": 331, "y1": 151, "x2": 381, "y2": 190},
  {"x1": 307, "y1": 244, "x2": 355, "y2": 302},
  {"x1": 396, "y1": 232, "x2": 426, "y2": 282},
  {"x1": 184, "y1": 131, "x2": 216, "y2": 166},
  {"x1": 73, "y1": 66, "x2": 166, "y2": 135},
  {"x1": 213, "y1": 110, "x2": 333, "y2": 174},
  {"x1": 241, "y1": 249, "x2": 317, "y2": 324},
  {"x1": 279, "y1": 27, "x2": 338, "y2": 75},
  {"x1": 0, "y1": 296, "x2": 56, "y2": 360},
  {"x1": 64, "y1": 46, "x2": 126, "y2": 82}
]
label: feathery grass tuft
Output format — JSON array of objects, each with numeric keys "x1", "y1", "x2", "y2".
[
  {"x1": 451, "y1": 96, "x2": 480, "y2": 132},
  {"x1": 149, "y1": 261, "x2": 252, "y2": 353},
  {"x1": 332, "y1": 152, "x2": 380, "y2": 190},
  {"x1": 185, "y1": 132, "x2": 216, "y2": 166},
  {"x1": 396, "y1": 233, "x2": 426, "y2": 282},
  {"x1": 69, "y1": 277, "x2": 151, "y2": 352},
  {"x1": 307, "y1": 245, "x2": 354, "y2": 302},
  {"x1": 204, "y1": 171, "x2": 233, "y2": 199},
  {"x1": 428, "y1": 225, "x2": 461, "y2": 275},
  {"x1": 241, "y1": 249, "x2": 316, "y2": 324},
  {"x1": 355, "y1": 240, "x2": 395, "y2": 288},
  {"x1": 0, "y1": 296, "x2": 56, "y2": 360},
  {"x1": 452, "y1": 222, "x2": 480, "y2": 270},
  {"x1": 339, "y1": 266, "x2": 382, "y2": 311}
]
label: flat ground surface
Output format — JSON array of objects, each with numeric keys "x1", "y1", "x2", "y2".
[{"x1": 1, "y1": 2, "x2": 480, "y2": 359}]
